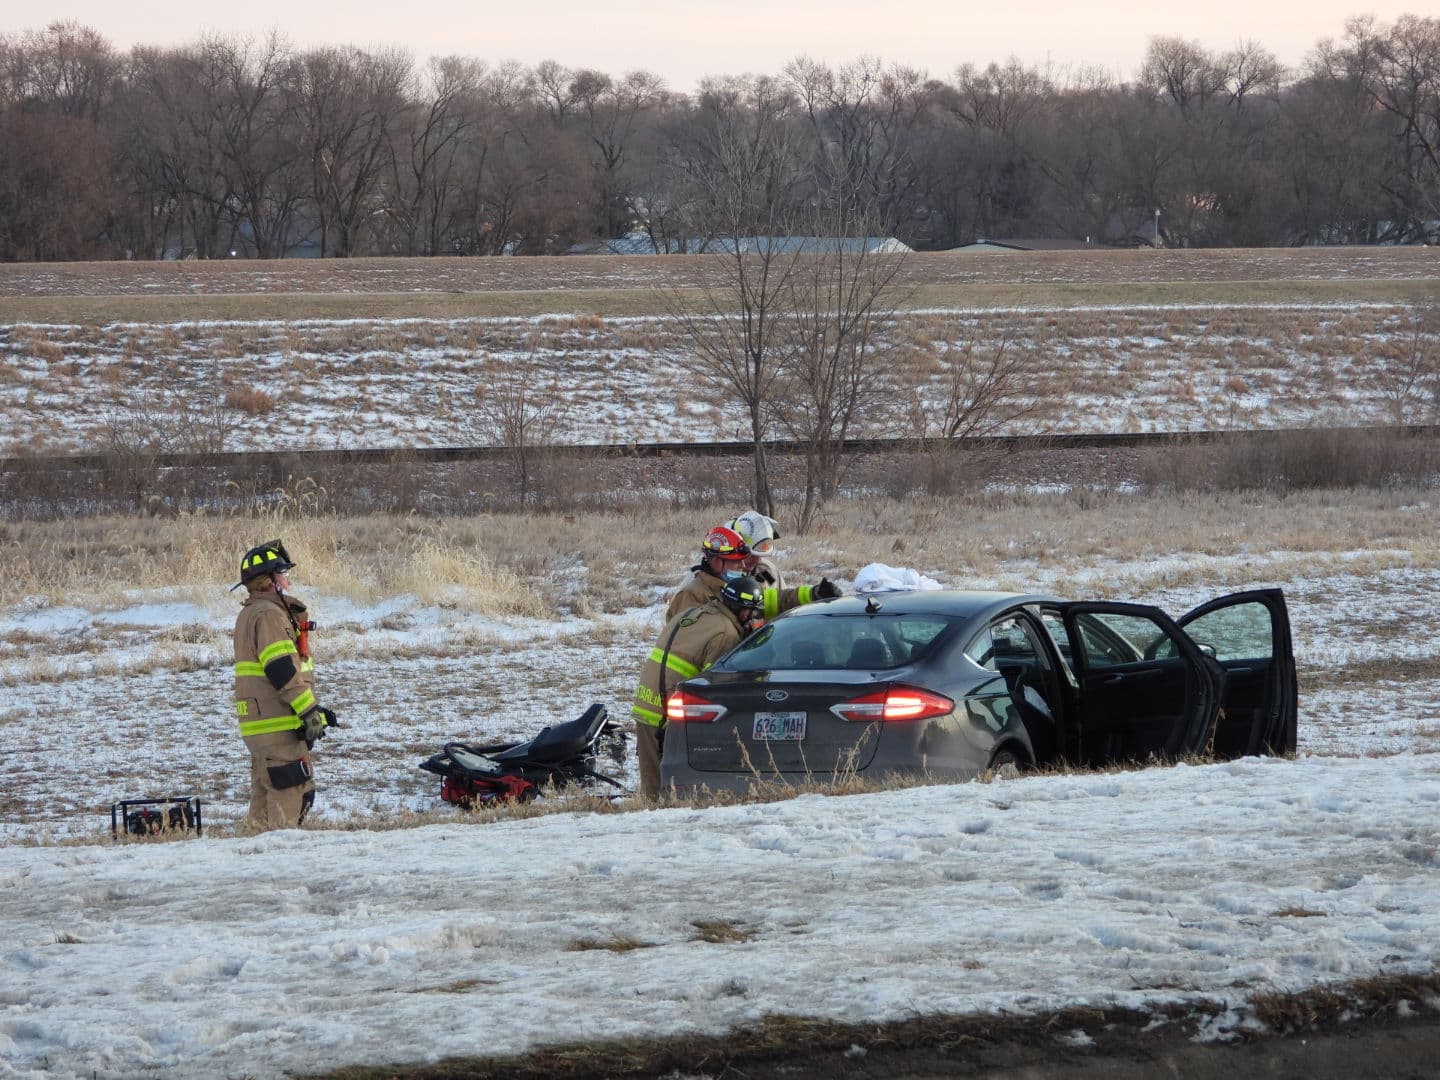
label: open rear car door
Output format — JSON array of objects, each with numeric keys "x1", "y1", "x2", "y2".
[
  {"x1": 1055, "y1": 602, "x2": 1225, "y2": 766},
  {"x1": 1175, "y1": 588, "x2": 1297, "y2": 758}
]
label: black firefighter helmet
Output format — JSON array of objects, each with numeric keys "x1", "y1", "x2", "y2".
[
  {"x1": 719, "y1": 574, "x2": 764, "y2": 616},
  {"x1": 238, "y1": 539, "x2": 296, "y2": 586}
]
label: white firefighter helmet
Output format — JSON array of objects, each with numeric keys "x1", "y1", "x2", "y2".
[{"x1": 729, "y1": 509, "x2": 780, "y2": 555}]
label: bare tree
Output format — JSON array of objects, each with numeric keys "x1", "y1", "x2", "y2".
[
  {"x1": 785, "y1": 55, "x2": 932, "y2": 231},
  {"x1": 466, "y1": 349, "x2": 574, "y2": 508},
  {"x1": 919, "y1": 336, "x2": 1050, "y2": 441},
  {"x1": 0, "y1": 107, "x2": 114, "y2": 259},
  {"x1": 662, "y1": 75, "x2": 809, "y2": 516},
  {"x1": 570, "y1": 67, "x2": 666, "y2": 238},
  {"x1": 383, "y1": 55, "x2": 482, "y2": 254},
  {"x1": 1140, "y1": 37, "x2": 1230, "y2": 115},
  {"x1": 0, "y1": 20, "x2": 119, "y2": 120},
  {"x1": 1317, "y1": 15, "x2": 1440, "y2": 241},
  {"x1": 769, "y1": 199, "x2": 912, "y2": 530},
  {"x1": 1377, "y1": 305, "x2": 1440, "y2": 424},
  {"x1": 92, "y1": 370, "x2": 242, "y2": 510},
  {"x1": 116, "y1": 44, "x2": 241, "y2": 258},
  {"x1": 207, "y1": 32, "x2": 304, "y2": 258},
  {"x1": 900, "y1": 328, "x2": 1053, "y2": 497},
  {"x1": 290, "y1": 45, "x2": 412, "y2": 256}
]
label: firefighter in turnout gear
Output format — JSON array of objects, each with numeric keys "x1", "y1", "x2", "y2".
[
  {"x1": 632, "y1": 576, "x2": 768, "y2": 799},
  {"x1": 665, "y1": 524, "x2": 838, "y2": 623},
  {"x1": 232, "y1": 540, "x2": 336, "y2": 830}
]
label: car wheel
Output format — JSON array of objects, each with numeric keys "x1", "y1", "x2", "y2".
[{"x1": 988, "y1": 748, "x2": 1023, "y2": 780}]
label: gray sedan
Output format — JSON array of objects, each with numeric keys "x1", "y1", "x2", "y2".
[{"x1": 660, "y1": 588, "x2": 1296, "y2": 796}]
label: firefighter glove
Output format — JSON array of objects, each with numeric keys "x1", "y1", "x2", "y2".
[
  {"x1": 815, "y1": 577, "x2": 842, "y2": 599},
  {"x1": 300, "y1": 707, "x2": 328, "y2": 745},
  {"x1": 318, "y1": 706, "x2": 339, "y2": 728}
]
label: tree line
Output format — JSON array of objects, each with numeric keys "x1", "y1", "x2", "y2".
[{"x1": 0, "y1": 14, "x2": 1437, "y2": 261}]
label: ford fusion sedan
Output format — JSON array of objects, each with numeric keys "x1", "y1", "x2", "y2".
[{"x1": 660, "y1": 589, "x2": 1295, "y2": 795}]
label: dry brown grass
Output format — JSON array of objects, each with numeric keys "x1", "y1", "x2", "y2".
[
  {"x1": 2, "y1": 485, "x2": 1437, "y2": 614},
  {"x1": 690, "y1": 919, "x2": 760, "y2": 944},
  {"x1": 1, "y1": 275, "x2": 1435, "y2": 328},
  {"x1": 566, "y1": 933, "x2": 656, "y2": 953},
  {"x1": 303, "y1": 971, "x2": 1440, "y2": 1080},
  {"x1": 223, "y1": 385, "x2": 277, "y2": 414}
]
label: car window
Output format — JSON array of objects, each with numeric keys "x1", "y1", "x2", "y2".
[
  {"x1": 1181, "y1": 601, "x2": 1274, "y2": 661},
  {"x1": 722, "y1": 613, "x2": 957, "y2": 671},
  {"x1": 1036, "y1": 609, "x2": 1081, "y2": 687},
  {"x1": 1039, "y1": 610, "x2": 1072, "y2": 662},
  {"x1": 965, "y1": 614, "x2": 1049, "y2": 671},
  {"x1": 1080, "y1": 612, "x2": 1164, "y2": 666}
]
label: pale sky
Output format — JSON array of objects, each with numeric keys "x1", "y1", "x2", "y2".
[{"x1": 0, "y1": 1, "x2": 1426, "y2": 90}]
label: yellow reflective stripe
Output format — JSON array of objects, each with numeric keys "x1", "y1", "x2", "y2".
[
  {"x1": 239, "y1": 714, "x2": 303, "y2": 736},
  {"x1": 299, "y1": 657, "x2": 314, "y2": 673},
  {"x1": 234, "y1": 662, "x2": 265, "y2": 677},
  {"x1": 632, "y1": 704, "x2": 663, "y2": 726},
  {"x1": 290, "y1": 689, "x2": 316, "y2": 716},
  {"x1": 258, "y1": 639, "x2": 299, "y2": 665},
  {"x1": 649, "y1": 647, "x2": 698, "y2": 678}
]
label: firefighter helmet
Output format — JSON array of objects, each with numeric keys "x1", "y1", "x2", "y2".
[
  {"x1": 239, "y1": 539, "x2": 295, "y2": 585},
  {"x1": 719, "y1": 574, "x2": 764, "y2": 615},
  {"x1": 701, "y1": 524, "x2": 751, "y2": 561},
  {"x1": 728, "y1": 509, "x2": 780, "y2": 555}
]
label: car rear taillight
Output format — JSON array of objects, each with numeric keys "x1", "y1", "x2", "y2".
[
  {"x1": 666, "y1": 689, "x2": 727, "y2": 723},
  {"x1": 830, "y1": 686, "x2": 954, "y2": 722}
]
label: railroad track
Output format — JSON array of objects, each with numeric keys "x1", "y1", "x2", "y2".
[{"x1": 6, "y1": 426, "x2": 1438, "y2": 473}]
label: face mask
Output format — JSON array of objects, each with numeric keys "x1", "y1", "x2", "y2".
[{"x1": 723, "y1": 569, "x2": 746, "y2": 581}]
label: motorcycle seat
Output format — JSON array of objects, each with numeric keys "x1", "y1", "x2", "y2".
[{"x1": 490, "y1": 703, "x2": 608, "y2": 765}]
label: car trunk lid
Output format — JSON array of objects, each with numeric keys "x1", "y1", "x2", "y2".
[{"x1": 678, "y1": 669, "x2": 890, "y2": 775}]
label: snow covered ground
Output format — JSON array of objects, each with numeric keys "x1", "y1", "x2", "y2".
[
  {"x1": 1, "y1": 756, "x2": 1438, "y2": 1080},
  {"x1": 2, "y1": 538, "x2": 1439, "y2": 1077},
  {"x1": 0, "y1": 300, "x2": 1431, "y2": 454},
  {"x1": 2, "y1": 251, "x2": 1438, "y2": 1074},
  {"x1": 3, "y1": 550, "x2": 1438, "y2": 844}
]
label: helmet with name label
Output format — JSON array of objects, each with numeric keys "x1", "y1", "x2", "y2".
[{"x1": 701, "y1": 524, "x2": 751, "y2": 562}]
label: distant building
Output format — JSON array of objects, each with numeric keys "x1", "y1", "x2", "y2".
[
  {"x1": 565, "y1": 234, "x2": 913, "y2": 256},
  {"x1": 947, "y1": 237, "x2": 1106, "y2": 253}
]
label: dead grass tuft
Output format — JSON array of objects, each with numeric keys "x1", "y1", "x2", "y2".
[
  {"x1": 690, "y1": 919, "x2": 759, "y2": 944},
  {"x1": 224, "y1": 385, "x2": 277, "y2": 415},
  {"x1": 1247, "y1": 972, "x2": 1440, "y2": 1033},
  {"x1": 567, "y1": 933, "x2": 656, "y2": 953},
  {"x1": 402, "y1": 978, "x2": 497, "y2": 993}
]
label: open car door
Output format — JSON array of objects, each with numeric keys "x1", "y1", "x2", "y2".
[
  {"x1": 1054, "y1": 602, "x2": 1224, "y2": 766},
  {"x1": 1175, "y1": 588, "x2": 1297, "y2": 758}
]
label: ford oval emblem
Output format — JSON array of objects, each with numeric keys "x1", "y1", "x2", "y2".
[{"x1": 765, "y1": 690, "x2": 789, "y2": 702}]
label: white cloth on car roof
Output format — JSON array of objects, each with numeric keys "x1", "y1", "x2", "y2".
[{"x1": 852, "y1": 563, "x2": 943, "y2": 594}]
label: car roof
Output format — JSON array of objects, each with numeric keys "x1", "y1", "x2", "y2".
[{"x1": 783, "y1": 589, "x2": 1063, "y2": 622}]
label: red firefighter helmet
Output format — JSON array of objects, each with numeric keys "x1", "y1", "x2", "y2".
[{"x1": 701, "y1": 524, "x2": 751, "y2": 562}]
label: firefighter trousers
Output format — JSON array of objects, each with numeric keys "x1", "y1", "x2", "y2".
[
  {"x1": 243, "y1": 729, "x2": 316, "y2": 831},
  {"x1": 635, "y1": 721, "x2": 664, "y2": 799}
]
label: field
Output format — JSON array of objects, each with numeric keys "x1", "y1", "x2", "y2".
[
  {"x1": 1, "y1": 487, "x2": 1437, "y2": 844},
  {"x1": 1, "y1": 249, "x2": 1439, "y2": 1079},
  {"x1": 1, "y1": 246, "x2": 1437, "y2": 832},
  {"x1": 2, "y1": 248, "x2": 1438, "y2": 457}
]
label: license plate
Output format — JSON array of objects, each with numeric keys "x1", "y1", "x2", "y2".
[{"x1": 753, "y1": 711, "x2": 806, "y2": 741}]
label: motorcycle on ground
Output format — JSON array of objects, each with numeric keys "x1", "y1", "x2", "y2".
[{"x1": 419, "y1": 703, "x2": 627, "y2": 806}]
